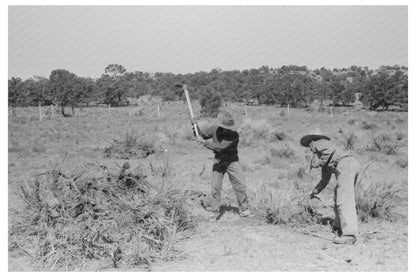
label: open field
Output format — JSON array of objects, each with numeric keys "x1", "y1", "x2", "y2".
[{"x1": 8, "y1": 102, "x2": 408, "y2": 271}]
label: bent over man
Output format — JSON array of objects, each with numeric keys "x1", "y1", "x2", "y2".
[
  {"x1": 300, "y1": 134, "x2": 360, "y2": 245},
  {"x1": 194, "y1": 111, "x2": 250, "y2": 219}
]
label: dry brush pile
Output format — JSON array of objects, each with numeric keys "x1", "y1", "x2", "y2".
[{"x1": 9, "y1": 161, "x2": 195, "y2": 271}]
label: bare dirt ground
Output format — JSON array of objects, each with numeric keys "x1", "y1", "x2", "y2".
[{"x1": 8, "y1": 102, "x2": 408, "y2": 271}]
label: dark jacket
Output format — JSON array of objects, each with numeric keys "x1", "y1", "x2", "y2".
[{"x1": 199, "y1": 125, "x2": 239, "y2": 163}]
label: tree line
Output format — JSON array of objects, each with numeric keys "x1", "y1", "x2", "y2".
[{"x1": 8, "y1": 64, "x2": 408, "y2": 115}]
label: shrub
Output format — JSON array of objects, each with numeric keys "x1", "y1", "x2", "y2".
[
  {"x1": 239, "y1": 118, "x2": 271, "y2": 147},
  {"x1": 342, "y1": 132, "x2": 357, "y2": 150},
  {"x1": 361, "y1": 121, "x2": 378, "y2": 130},
  {"x1": 252, "y1": 183, "x2": 321, "y2": 225},
  {"x1": 395, "y1": 158, "x2": 408, "y2": 168},
  {"x1": 9, "y1": 163, "x2": 195, "y2": 270},
  {"x1": 269, "y1": 144, "x2": 296, "y2": 159},
  {"x1": 199, "y1": 91, "x2": 222, "y2": 117},
  {"x1": 104, "y1": 132, "x2": 160, "y2": 159},
  {"x1": 366, "y1": 133, "x2": 398, "y2": 155},
  {"x1": 269, "y1": 130, "x2": 288, "y2": 142},
  {"x1": 347, "y1": 118, "x2": 356, "y2": 125},
  {"x1": 355, "y1": 181, "x2": 404, "y2": 222}
]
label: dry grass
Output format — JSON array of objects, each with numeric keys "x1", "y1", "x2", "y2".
[
  {"x1": 9, "y1": 161, "x2": 195, "y2": 271},
  {"x1": 239, "y1": 118, "x2": 270, "y2": 147},
  {"x1": 355, "y1": 181, "x2": 405, "y2": 222},
  {"x1": 252, "y1": 182, "x2": 322, "y2": 226},
  {"x1": 104, "y1": 131, "x2": 161, "y2": 159}
]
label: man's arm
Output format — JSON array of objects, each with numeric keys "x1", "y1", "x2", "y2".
[
  {"x1": 312, "y1": 166, "x2": 333, "y2": 195},
  {"x1": 203, "y1": 139, "x2": 236, "y2": 152}
]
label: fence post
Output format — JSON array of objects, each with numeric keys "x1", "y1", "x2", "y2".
[
  {"x1": 39, "y1": 102, "x2": 42, "y2": 122},
  {"x1": 157, "y1": 102, "x2": 160, "y2": 117},
  {"x1": 50, "y1": 104, "x2": 54, "y2": 118},
  {"x1": 287, "y1": 104, "x2": 290, "y2": 117},
  {"x1": 244, "y1": 103, "x2": 248, "y2": 118},
  {"x1": 330, "y1": 106, "x2": 333, "y2": 117},
  {"x1": 108, "y1": 104, "x2": 111, "y2": 115}
]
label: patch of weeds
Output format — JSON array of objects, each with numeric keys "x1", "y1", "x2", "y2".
[
  {"x1": 347, "y1": 118, "x2": 356, "y2": 125},
  {"x1": 239, "y1": 118, "x2": 270, "y2": 147},
  {"x1": 395, "y1": 158, "x2": 408, "y2": 168},
  {"x1": 366, "y1": 132, "x2": 398, "y2": 155},
  {"x1": 252, "y1": 183, "x2": 322, "y2": 225},
  {"x1": 355, "y1": 181, "x2": 404, "y2": 222},
  {"x1": 269, "y1": 144, "x2": 296, "y2": 159},
  {"x1": 341, "y1": 132, "x2": 357, "y2": 150},
  {"x1": 395, "y1": 131, "x2": 406, "y2": 141},
  {"x1": 104, "y1": 132, "x2": 161, "y2": 159},
  {"x1": 361, "y1": 121, "x2": 378, "y2": 130},
  {"x1": 270, "y1": 130, "x2": 288, "y2": 142}
]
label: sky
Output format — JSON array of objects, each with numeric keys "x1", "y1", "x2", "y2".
[{"x1": 8, "y1": 5, "x2": 408, "y2": 79}]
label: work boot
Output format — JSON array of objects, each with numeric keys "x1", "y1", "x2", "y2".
[
  {"x1": 240, "y1": 209, "x2": 251, "y2": 217},
  {"x1": 333, "y1": 235, "x2": 357, "y2": 245}
]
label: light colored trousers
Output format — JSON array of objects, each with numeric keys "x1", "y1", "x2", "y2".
[
  {"x1": 334, "y1": 157, "x2": 360, "y2": 236},
  {"x1": 211, "y1": 161, "x2": 249, "y2": 212}
]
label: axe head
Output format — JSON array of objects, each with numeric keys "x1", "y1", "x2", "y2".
[{"x1": 174, "y1": 83, "x2": 187, "y2": 90}]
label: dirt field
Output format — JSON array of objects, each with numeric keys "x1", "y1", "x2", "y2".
[{"x1": 8, "y1": 102, "x2": 408, "y2": 271}]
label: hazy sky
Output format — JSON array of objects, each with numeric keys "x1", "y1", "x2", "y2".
[{"x1": 9, "y1": 5, "x2": 408, "y2": 79}]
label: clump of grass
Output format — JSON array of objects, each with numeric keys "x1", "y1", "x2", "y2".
[
  {"x1": 104, "y1": 132, "x2": 160, "y2": 159},
  {"x1": 262, "y1": 144, "x2": 296, "y2": 166},
  {"x1": 366, "y1": 132, "x2": 398, "y2": 155},
  {"x1": 395, "y1": 158, "x2": 408, "y2": 168},
  {"x1": 355, "y1": 181, "x2": 404, "y2": 222},
  {"x1": 252, "y1": 182, "x2": 321, "y2": 225},
  {"x1": 341, "y1": 132, "x2": 357, "y2": 150},
  {"x1": 347, "y1": 118, "x2": 356, "y2": 125},
  {"x1": 269, "y1": 144, "x2": 296, "y2": 159},
  {"x1": 239, "y1": 118, "x2": 271, "y2": 147},
  {"x1": 361, "y1": 121, "x2": 378, "y2": 130},
  {"x1": 9, "y1": 162, "x2": 195, "y2": 270},
  {"x1": 269, "y1": 130, "x2": 288, "y2": 142}
]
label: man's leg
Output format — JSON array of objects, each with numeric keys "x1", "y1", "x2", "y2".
[
  {"x1": 210, "y1": 170, "x2": 224, "y2": 212},
  {"x1": 334, "y1": 157, "x2": 360, "y2": 237},
  {"x1": 227, "y1": 162, "x2": 249, "y2": 211},
  {"x1": 333, "y1": 187, "x2": 342, "y2": 236}
]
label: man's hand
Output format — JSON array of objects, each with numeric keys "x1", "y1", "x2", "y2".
[
  {"x1": 309, "y1": 188, "x2": 319, "y2": 199},
  {"x1": 310, "y1": 156, "x2": 320, "y2": 169},
  {"x1": 194, "y1": 136, "x2": 206, "y2": 145}
]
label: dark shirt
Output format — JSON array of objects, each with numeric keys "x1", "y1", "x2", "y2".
[{"x1": 199, "y1": 125, "x2": 239, "y2": 163}]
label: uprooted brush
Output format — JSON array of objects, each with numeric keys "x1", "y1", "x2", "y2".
[{"x1": 9, "y1": 161, "x2": 195, "y2": 271}]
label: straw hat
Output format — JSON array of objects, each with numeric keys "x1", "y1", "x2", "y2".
[
  {"x1": 217, "y1": 111, "x2": 237, "y2": 131},
  {"x1": 300, "y1": 128, "x2": 330, "y2": 147}
]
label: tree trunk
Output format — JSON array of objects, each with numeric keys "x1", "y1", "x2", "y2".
[
  {"x1": 61, "y1": 105, "x2": 66, "y2": 116},
  {"x1": 72, "y1": 105, "x2": 75, "y2": 116}
]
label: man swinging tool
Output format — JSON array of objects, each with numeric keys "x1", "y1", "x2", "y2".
[
  {"x1": 300, "y1": 133, "x2": 360, "y2": 245},
  {"x1": 194, "y1": 111, "x2": 251, "y2": 220},
  {"x1": 175, "y1": 83, "x2": 250, "y2": 220}
]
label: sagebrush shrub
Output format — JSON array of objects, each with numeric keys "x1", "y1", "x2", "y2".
[
  {"x1": 104, "y1": 132, "x2": 160, "y2": 159},
  {"x1": 252, "y1": 182, "x2": 321, "y2": 225},
  {"x1": 366, "y1": 132, "x2": 398, "y2": 155},
  {"x1": 239, "y1": 118, "x2": 271, "y2": 146},
  {"x1": 355, "y1": 181, "x2": 404, "y2": 222}
]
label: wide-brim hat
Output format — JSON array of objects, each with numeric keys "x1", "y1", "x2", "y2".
[
  {"x1": 300, "y1": 134, "x2": 330, "y2": 147},
  {"x1": 217, "y1": 111, "x2": 237, "y2": 132}
]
